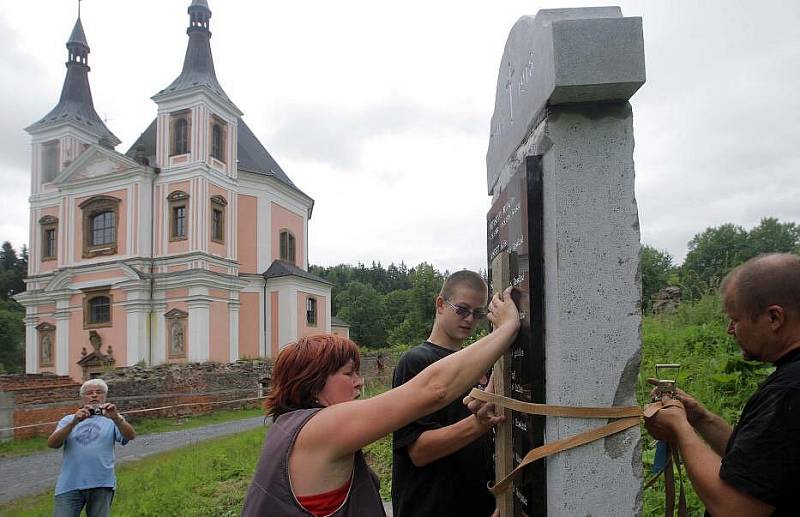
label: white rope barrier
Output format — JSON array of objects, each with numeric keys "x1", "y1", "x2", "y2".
[{"x1": 0, "y1": 395, "x2": 267, "y2": 434}]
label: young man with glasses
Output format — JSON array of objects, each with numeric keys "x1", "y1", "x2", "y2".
[{"x1": 392, "y1": 270, "x2": 502, "y2": 517}]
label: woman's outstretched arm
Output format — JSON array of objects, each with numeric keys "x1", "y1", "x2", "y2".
[{"x1": 301, "y1": 287, "x2": 520, "y2": 460}]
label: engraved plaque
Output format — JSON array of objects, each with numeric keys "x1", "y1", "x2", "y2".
[{"x1": 487, "y1": 155, "x2": 545, "y2": 517}]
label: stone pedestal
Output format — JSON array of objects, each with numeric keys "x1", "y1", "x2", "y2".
[{"x1": 486, "y1": 7, "x2": 645, "y2": 516}]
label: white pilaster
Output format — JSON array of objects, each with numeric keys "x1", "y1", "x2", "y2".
[
  {"x1": 54, "y1": 299, "x2": 71, "y2": 376},
  {"x1": 152, "y1": 301, "x2": 167, "y2": 365},
  {"x1": 24, "y1": 314, "x2": 38, "y2": 373},
  {"x1": 188, "y1": 287, "x2": 211, "y2": 362},
  {"x1": 229, "y1": 301, "x2": 240, "y2": 362}
]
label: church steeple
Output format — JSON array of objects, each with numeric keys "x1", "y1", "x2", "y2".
[
  {"x1": 154, "y1": 0, "x2": 239, "y2": 112},
  {"x1": 26, "y1": 16, "x2": 120, "y2": 147}
]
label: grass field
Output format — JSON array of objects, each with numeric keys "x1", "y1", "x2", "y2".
[
  {"x1": 0, "y1": 426, "x2": 267, "y2": 516},
  {"x1": 0, "y1": 406, "x2": 264, "y2": 458},
  {"x1": 639, "y1": 294, "x2": 772, "y2": 516}
]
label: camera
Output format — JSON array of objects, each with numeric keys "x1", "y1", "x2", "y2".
[{"x1": 87, "y1": 405, "x2": 105, "y2": 416}]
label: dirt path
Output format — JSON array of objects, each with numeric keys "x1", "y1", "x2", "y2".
[{"x1": 0, "y1": 416, "x2": 268, "y2": 504}]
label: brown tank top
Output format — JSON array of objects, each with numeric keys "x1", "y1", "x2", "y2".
[{"x1": 241, "y1": 408, "x2": 386, "y2": 517}]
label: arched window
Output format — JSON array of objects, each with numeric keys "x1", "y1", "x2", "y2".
[
  {"x1": 79, "y1": 196, "x2": 120, "y2": 258},
  {"x1": 211, "y1": 123, "x2": 225, "y2": 161},
  {"x1": 280, "y1": 230, "x2": 296, "y2": 264},
  {"x1": 174, "y1": 118, "x2": 188, "y2": 155},
  {"x1": 83, "y1": 289, "x2": 113, "y2": 328},
  {"x1": 170, "y1": 111, "x2": 191, "y2": 157}
]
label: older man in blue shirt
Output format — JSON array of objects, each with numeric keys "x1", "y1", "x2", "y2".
[{"x1": 48, "y1": 378, "x2": 136, "y2": 517}]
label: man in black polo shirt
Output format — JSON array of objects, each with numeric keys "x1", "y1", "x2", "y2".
[
  {"x1": 392, "y1": 270, "x2": 501, "y2": 517},
  {"x1": 645, "y1": 253, "x2": 800, "y2": 516}
]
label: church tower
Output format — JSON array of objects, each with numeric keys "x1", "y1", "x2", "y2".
[
  {"x1": 152, "y1": 0, "x2": 241, "y2": 176},
  {"x1": 25, "y1": 16, "x2": 120, "y2": 192},
  {"x1": 150, "y1": 0, "x2": 242, "y2": 263}
]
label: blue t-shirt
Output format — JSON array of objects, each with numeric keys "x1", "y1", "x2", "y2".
[{"x1": 54, "y1": 414, "x2": 128, "y2": 495}]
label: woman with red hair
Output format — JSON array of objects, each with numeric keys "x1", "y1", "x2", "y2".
[{"x1": 242, "y1": 288, "x2": 519, "y2": 516}]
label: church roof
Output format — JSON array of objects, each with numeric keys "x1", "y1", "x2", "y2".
[
  {"x1": 68, "y1": 18, "x2": 88, "y2": 48},
  {"x1": 125, "y1": 117, "x2": 306, "y2": 196},
  {"x1": 152, "y1": 0, "x2": 237, "y2": 111},
  {"x1": 26, "y1": 18, "x2": 120, "y2": 146},
  {"x1": 263, "y1": 260, "x2": 333, "y2": 286}
]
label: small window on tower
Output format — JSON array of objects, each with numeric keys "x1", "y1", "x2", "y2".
[
  {"x1": 42, "y1": 141, "x2": 60, "y2": 183},
  {"x1": 280, "y1": 230, "x2": 296, "y2": 264},
  {"x1": 210, "y1": 195, "x2": 227, "y2": 244},
  {"x1": 167, "y1": 191, "x2": 190, "y2": 242},
  {"x1": 210, "y1": 117, "x2": 227, "y2": 163},
  {"x1": 170, "y1": 111, "x2": 191, "y2": 156},
  {"x1": 39, "y1": 215, "x2": 59, "y2": 261}
]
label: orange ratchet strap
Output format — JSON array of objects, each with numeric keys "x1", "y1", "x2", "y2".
[{"x1": 468, "y1": 388, "x2": 687, "y2": 517}]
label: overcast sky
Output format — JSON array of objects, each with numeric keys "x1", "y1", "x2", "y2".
[{"x1": 1, "y1": 0, "x2": 798, "y2": 273}]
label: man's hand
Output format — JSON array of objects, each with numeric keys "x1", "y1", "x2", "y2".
[
  {"x1": 101, "y1": 403, "x2": 122, "y2": 422},
  {"x1": 646, "y1": 378, "x2": 709, "y2": 427},
  {"x1": 72, "y1": 406, "x2": 91, "y2": 425},
  {"x1": 643, "y1": 397, "x2": 693, "y2": 443},
  {"x1": 463, "y1": 388, "x2": 506, "y2": 429}
]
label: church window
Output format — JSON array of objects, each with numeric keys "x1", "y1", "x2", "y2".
[
  {"x1": 210, "y1": 195, "x2": 227, "y2": 244},
  {"x1": 42, "y1": 140, "x2": 60, "y2": 183},
  {"x1": 92, "y1": 212, "x2": 115, "y2": 246},
  {"x1": 83, "y1": 289, "x2": 112, "y2": 328},
  {"x1": 280, "y1": 230, "x2": 296, "y2": 264},
  {"x1": 39, "y1": 215, "x2": 58, "y2": 261},
  {"x1": 170, "y1": 111, "x2": 191, "y2": 156},
  {"x1": 173, "y1": 206, "x2": 186, "y2": 238},
  {"x1": 306, "y1": 297, "x2": 317, "y2": 326},
  {"x1": 167, "y1": 190, "x2": 190, "y2": 242},
  {"x1": 79, "y1": 196, "x2": 120, "y2": 258},
  {"x1": 210, "y1": 117, "x2": 226, "y2": 162}
]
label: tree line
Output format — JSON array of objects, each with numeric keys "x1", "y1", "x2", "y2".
[
  {"x1": 0, "y1": 216, "x2": 796, "y2": 368},
  {"x1": 641, "y1": 217, "x2": 800, "y2": 311},
  {"x1": 0, "y1": 242, "x2": 27, "y2": 373}
]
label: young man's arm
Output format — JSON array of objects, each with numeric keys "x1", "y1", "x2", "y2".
[
  {"x1": 408, "y1": 374, "x2": 503, "y2": 467},
  {"x1": 408, "y1": 416, "x2": 490, "y2": 467}
]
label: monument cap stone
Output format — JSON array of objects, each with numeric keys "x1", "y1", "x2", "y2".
[{"x1": 487, "y1": 7, "x2": 645, "y2": 194}]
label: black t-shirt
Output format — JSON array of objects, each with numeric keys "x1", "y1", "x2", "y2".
[
  {"x1": 714, "y1": 347, "x2": 800, "y2": 515},
  {"x1": 391, "y1": 342, "x2": 495, "y2": 517}
]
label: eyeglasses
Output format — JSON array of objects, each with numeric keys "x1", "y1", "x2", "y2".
[{"x1": 444, "y1": 299, "x2": 487, "y2": 320}]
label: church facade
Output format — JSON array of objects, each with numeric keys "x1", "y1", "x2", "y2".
[{"x1": 15, "y1": 1, "x2": 332, "y2": 381}]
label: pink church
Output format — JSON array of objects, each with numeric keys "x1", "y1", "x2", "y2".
[{"x1": 16, "y1": 1, "x2": 333, "y2": 381}]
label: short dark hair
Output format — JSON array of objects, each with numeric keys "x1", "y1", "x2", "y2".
[
  {"x1": 721, "y1": 253, "x2": 800, "y2": 320},
  {"x1": 264, "y1": 334, "x2": 361, "y2": 418},
  {"x1": 440, "y1": 270, "x2": 487, "y2": 301}
]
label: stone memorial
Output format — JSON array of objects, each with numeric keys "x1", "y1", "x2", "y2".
[{"x1": 486, "y1": 7, "x2": 646, "y2": 516}]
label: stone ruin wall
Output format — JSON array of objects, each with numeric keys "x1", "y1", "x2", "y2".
[{"x1": 1, "y1": 351, "x2": 396, "y2": 440}]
